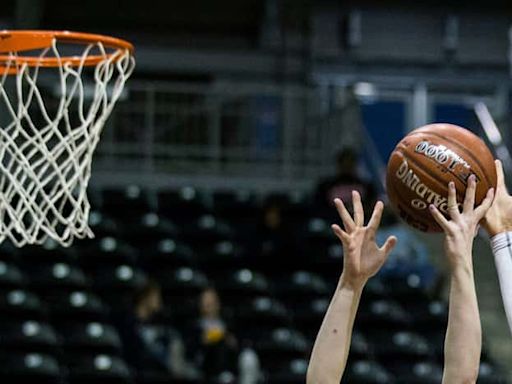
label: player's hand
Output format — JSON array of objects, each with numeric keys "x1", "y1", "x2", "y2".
[
  {"x1": 482, "y1": 160, "x2": 512, "y2": 237},
  {"x1": 332, "y1": 191, "x2": 397, "y2": 290},
  {"x1": 429, "y1": 175, "x2": 494, "y2": 270}
]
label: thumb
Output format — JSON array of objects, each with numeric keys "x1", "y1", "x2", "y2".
[
  {"x1": 495, "y1": 160, "x2": 507, "y2": 192},
  {"x1": 380, "y1": 235, "x2": 397, "y2": 256}
]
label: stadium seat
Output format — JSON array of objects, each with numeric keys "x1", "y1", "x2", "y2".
[
  {"x1": 101, "y1": 185, "x2": 152, "y2": 218},
  {"x1": 391, "y1": 360, "x2": 443, "y2": 384},
  {"x1": 236, "y1": 296, "x2": 291, "y2": 329},
  {"x1": 0, "y1": 352, "x2": 63, "y2": 384},
  {"x1": 17, "y1": 238, "x2": 77, "y2": 264},
  {"x1": 66, "y1": 353, "x2": 133, "y2": 384},
  {"x1": 158, "y1": 267, "x2": 209, "y2": 295},
  {"x1": 212, "y1": 190, "x2": 258, "y2": 219},
  {"x1": 359, "y1": 299, "x2": 411, "y2": 331},
  {"x1": 0, "y1": 260, "x2": 26, "y2": 289},
  {"x1": 61, "y1": 322, "x2": 123, "y2": 355},
  {"x1": 372, "y1": 331, "x2": 432, "y2": 361},
  {"x1": 384, "y1": 274, "x2": 431, "y2": 304},
  {"x1": 27, "y1": 262, "x2": 89, "y2": 293},
  {"x1": 183, "y1": 214, "x2": 235, "y2": 242},
  {"x1": 265, "y1": 357, "x2": 308, "y2": 384},
  {"x1": 291, "y1": 297, "x2": 329, "y2": 340},
  {"x1": 345, "y1": 360, "x2": 394, "y2": 384},
  {"x1": 196, "y1": 240, "x2": 248, "y2": 270},
  {"x1": 77, "y1": 237, "x2": 139, "y2": 269},
  {"x1": 88, "y1": 211, "x2": 121, "y2": 238},
  {"x1": 46, "y1": 290, "x2": 109, "y2": 323},
  {"x1": 361, "y1": 277, "x2": 388, "y2": 302},
  {"x1": 0, "y1": 320, "x2": 59, "y2": 353},
  {"x1": 253, "y1": 327, "x2": 309, "y2": 360},
  {"x1": 478, "y1": 360, "x2": 509, "y2": 384},
  {"x1": 93, "y1": 265, "x2": 147, "y2": 309},
  {"x1": 216, "y1": 269, "x2": 270, "y2": 303},
  {"x1": 143, "y1": 238, "x2": 197, "y2": 271},
  {"x1": 409, "y1": 299, "x2": 448, "y2": 333},
  {"x1": 273, "y1": 271, "x2": 330, "y2": 298},
  {"x1": 0, "y1": 289, "x2": 45, "y2": 320},
  {"x1": 120, "y1": 212, "x2": 180, "y2": 244},
  {"x1": 158, "y1": 187, "x2": 207, "y2": 217}
]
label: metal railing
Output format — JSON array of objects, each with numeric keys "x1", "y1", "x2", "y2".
[{"x1": 91, "y1": 81, "x2": 364, "y2": 189}]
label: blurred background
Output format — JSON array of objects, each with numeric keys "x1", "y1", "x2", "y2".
[{"x1": 0, "y1": 0, "x2": 512, "y2": 383}]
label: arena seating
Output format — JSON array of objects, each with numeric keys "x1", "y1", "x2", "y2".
[{"x1": 0, "y1": 185, "x2": 508, "y2": 384}]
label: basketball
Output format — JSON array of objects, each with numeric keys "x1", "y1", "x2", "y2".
[{"x1": 386, "y1": 123, "x2": 497, "y2": 232}]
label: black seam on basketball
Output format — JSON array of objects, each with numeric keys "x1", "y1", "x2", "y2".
[{"x1": 405, "y1": 130, "x2": 492, "y2": 186}]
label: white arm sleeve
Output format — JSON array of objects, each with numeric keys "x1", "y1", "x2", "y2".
[{"x1": 491, "y1": 232, "x2": 512, "y2": 335}]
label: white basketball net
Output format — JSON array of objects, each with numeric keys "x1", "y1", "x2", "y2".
[{"x1": 0, "y1": 38, "x2": 135, "y2": 247}]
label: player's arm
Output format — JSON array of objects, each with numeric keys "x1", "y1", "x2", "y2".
[
  {"x1": 430, "y1": 176, "x2": 494, "y2": 384},
  {"x1": 306, "y1": 191, "x2": 397, "y2": 384},
  {"x1": 482, "y1": 159, "x2": 512, "y2": 334}
]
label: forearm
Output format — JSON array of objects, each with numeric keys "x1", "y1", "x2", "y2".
[
  {"x1": 442, "y1": 263, "x2": 481, "y2": 384},
  {"x1": 307, "y1": 277, "x2": 363, "y2": 384},
  {"x1": 491, "y1": 232, "x2": 512, "y2": 334}
]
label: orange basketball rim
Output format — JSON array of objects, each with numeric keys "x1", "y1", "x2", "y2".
[{"x1": 0, "y1": 30, "x2": 134, "y2": 75}]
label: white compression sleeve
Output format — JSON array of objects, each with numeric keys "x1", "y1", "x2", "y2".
[{"x1": 491, "y1": 232, "x2": 512, "y2": 335}]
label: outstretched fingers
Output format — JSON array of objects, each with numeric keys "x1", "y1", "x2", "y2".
[
  {"x1": 331, "y1": 224, "x2": 349, "y2": 243},
  {"x1": 334, "y1": 198, "x2": 355, "y2": 232},
  {"x1": 495, "y1": 160, "x2": 506, "y2": 192},
  {"x1": 379, "y1": 235, "x2": 397, "y2": 256},
  {"x1": 429, "y1": 204, "x2": 450, "y2": 232},
  {"x1": 447, "y1": 181, "x2": 459, "y2": 220},
  {"x1": 462, "y1": 175, "x2": 476, "y2": 213},
  {"x1": 352, "y1": 191, "x2": 364, "y2": 227},
  {"x1": 474, "y1": 187, "x2": 495, "y2": 220},
  {"x1": 367, "y1": 201, "x2": 384, "y2": 233}
]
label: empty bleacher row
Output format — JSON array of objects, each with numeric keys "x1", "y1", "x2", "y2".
[{"x1": 0, "y1": 186, "x2": 508, "y2": 383}]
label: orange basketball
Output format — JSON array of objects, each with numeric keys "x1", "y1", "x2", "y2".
[{"x1": 386, "y1": 123, "x2": 497, "y2": 232}]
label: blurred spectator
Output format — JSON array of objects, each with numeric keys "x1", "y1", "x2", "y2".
[
  {"x1": 114, "y1": 280, "x2": 195, "y2": 379},
  {"x1": 191, "y1": 287, "x2": 261, "y2": 384},
  {"x1": 377, "y1": 207, "x2": 438, "y2": 288},
  {"x1": 315, "y1": 149, "x2": 377, "y2": 216},
  {"x1": 258, "y1": 197, "x2": 288, "y2": 253}
]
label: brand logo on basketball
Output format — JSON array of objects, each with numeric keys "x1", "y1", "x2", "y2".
[
  {"x1": 396, "y1": 160, "x2": 451, "y2": 213},
  {"x1": 414, "y1": 141, "x2": 470, "y2": 172},
  {"x1": 411, "y1": 199, "x2": 427, "y2": 210}
]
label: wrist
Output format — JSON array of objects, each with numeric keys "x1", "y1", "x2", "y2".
[
  {"x1": 482, "y1": 219, "x2": 512, "y2": 237},
  {"x1": 488, "y1": 226, "x2": 512, "y2": 237},
  {"x1": 450, "y1": 259, "x2": 474, "y2": 278},
  {"x1": 339, "y1": 273, "x2": 366, "y2": 292}
]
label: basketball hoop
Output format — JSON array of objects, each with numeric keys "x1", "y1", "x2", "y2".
[{"x1": 0, "y1": 30, "x2": 135, "y2": 247}]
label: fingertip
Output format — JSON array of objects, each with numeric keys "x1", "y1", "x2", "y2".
[
  {"x1": 449, "y1": 181, "x2": 455, "y2": 189},
  {"x1": 428, "y1": 204, "x2": 436, "y2": 211}
]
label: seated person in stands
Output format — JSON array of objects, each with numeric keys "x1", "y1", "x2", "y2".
[
  {"x1": 256, "y1": 196, "x2": 295, "y2": 258},
  {"x1": 307, "y1": 178, "x2": 494, "y2": 384},
  {"x1": 190, "y1": 287, "x2": 239, "y2": 381},
  {"x1": 114, "y1": 280, "x2": 194, "y2": 378},
  {"x1": 315, "y1": 149, "x2": 376, "y2": 216}
]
